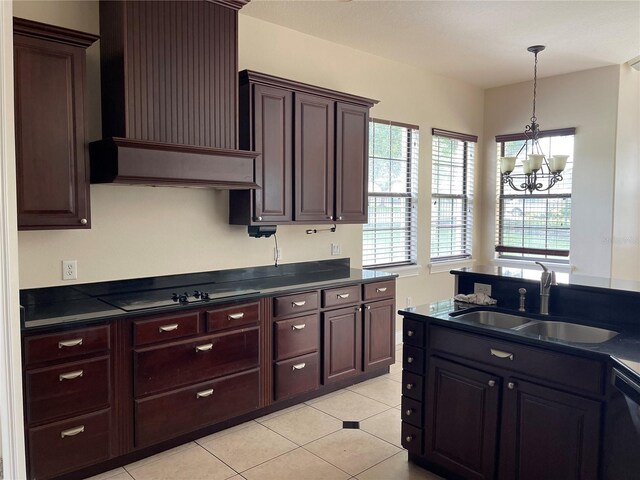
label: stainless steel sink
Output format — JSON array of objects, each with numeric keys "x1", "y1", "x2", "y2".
[
  {"x1": 450, "y1": 310, "x2": 533, "y2": 329},
  {"x1": 515, "y1": 321, "x2": 619, "y2": 344}
]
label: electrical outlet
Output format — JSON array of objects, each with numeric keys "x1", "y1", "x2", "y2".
[
  {"x1": 62, "y1": 260, "x2": 77, "y2": 281},
  {"x1": 474, "y1": 282, "x2": 492, "y2": 296},
  {"x1": 274, "y1": 247, "x2": 282, "y2": 262},
  {"x1": 406, "y1": 296, "x2": 413, "y2": 308},
  {"x1": 331, "y1": 243, "x2": 341, "y2": 256}
]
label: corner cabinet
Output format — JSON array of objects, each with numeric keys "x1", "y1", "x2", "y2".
[
  {"x1": 230, "y1": 70, "x2": 377, "y2": 226},
  {"x1": 13, "y1": 18, "x2": 98, "y2": 230}
]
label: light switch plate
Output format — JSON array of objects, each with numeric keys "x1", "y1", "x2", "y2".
[{"x1": 474, "y1": 282, "x2": 492, "y2": 296}]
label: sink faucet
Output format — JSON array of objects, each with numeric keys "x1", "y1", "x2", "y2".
[{"x1": 535, "y1": 262, "x2": 556, "y2": 315}]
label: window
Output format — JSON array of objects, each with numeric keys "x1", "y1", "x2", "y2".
[
  {"x1": 430, "y1": 129, "x2": 476, "y2": 262},
  {"x1": 362, "y1": 119, "x2": 419, "y2": 268},
  {"x1": 495, "y1": 128, "x2": 575, "y2": 261}
]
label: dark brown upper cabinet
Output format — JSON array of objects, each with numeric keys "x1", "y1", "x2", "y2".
[
  {"x1": 13, "y1": 18, "x2": 98, "y2": 230},
  {"x1": 229, "y1": 71, "x2": 377, "y2": 226},
  {"x1": 90, "y1": 0, "x2": 258, "y2": 189}
]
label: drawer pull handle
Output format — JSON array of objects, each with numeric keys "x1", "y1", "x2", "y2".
[
  {"x1": 292, "y1": 362, "x2": 306, "y2": 371},
  {"x1": 407, "y1": 330, "x2": 415, "y2": 337},
  {"x1": 228, "y1": 313, "x2": 245, "y2": 320},
  {"x1": 292, "y1": 300, "x2": 307, "y2": 307},
  {"x1": 376, "y1": 287, "x2": 388, "y2": 293},
  {"x1": 490, "y1": 348, "x2": 514, "y2": 361},
  {"x1": 406, "y1": 383, "x2": 414, "y2": 390},
  {"x1": 58, "y1": 338, "x2": 83, "y2": 349},
  {"x1": 337, "y1": 293, "x2": 350, "y2": 299},
  {"x1": 196, "y1": 388, "x2": 214, "y2": 399},
  {"x1": 508, "y1": 382, "x2": 517, "y2": 390},
  {"x1": 59, "y1": 370, "x2": 84, "y2": 381},
  {"x1": 291, "y1": 324, "x2": 306, "y2": 331},
  {"x1": 159, "y1": 323, "x2": 179, "y2": 333},
  {"x1": 405, "y1": 409, "x2": 413, "y2": 416},
  {"x1": 61, "y1": 425, "x2": 84, "y2": 438},
  {"x1": 195, "y1": 343, "x2": 214, "y2": 352},
  {"x1": 407, "y1": 356, "x2": 414, "y2": 364},
  {"x1": 405, "y1": 435, "x2": 413, "y2": 443},
  {"x1": 488, "y1": 380, "x2": 496, "y2": 387}
]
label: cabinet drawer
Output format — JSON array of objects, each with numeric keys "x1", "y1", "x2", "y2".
[
  {"x1": 403, "y1": 318, "x2": 425, "y2": 348},
  {"x1": 273, "y1": 291, "x2": 319, "y2": 317},
  {"x1": 363, "y1": 280, "x2": 395, "y2": 301},
  {"x1": 135, "y1": 368, "x2": 259, "y2": 447},
  {"x1": 402, "y1": 422, "x2": 423, "y2": 455},
  {"x1": 28, "y1": 409, "x2": 110, "y2": 480},
  {"x1": 403, "y1": 371, "x2": 423, "y2": 401},
  {"x1": 274, "y1": 352, "x2": 320, "y2": 400},
  {"x1": 322, "y1": 285, "x2": 361, "y2": 308},
  {"x1": 26, "y1": 356, "x2": 110, "y2": 425},
  {"x1": 134, "y1": 327, "x2": 259, "y2": 396},
  {"x1": 403, "y1": 345, "x2": 425, "y2": 375},
  {"x1": 206, "y1": 302, "x2": 259, "y2": 332},
  {"x1": 134, "y1": 312, "x2": 200, "y2": 346},
  {"x1": 274, "y1": 313, "x2": 319, "y2": 361},
  {"x1": 430, "y1": 326, "x2": 605, "y2": 395},
  {"x1": 401, "y1": 396, "x2": 423, "y2": 428},
  {"x1": 24, "y1": 325, "x2": 110, "y2": 367}
]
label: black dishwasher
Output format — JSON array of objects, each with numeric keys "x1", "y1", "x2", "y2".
[{"x1": 603, "y1": 368, "x2": 640, "y2": 480}]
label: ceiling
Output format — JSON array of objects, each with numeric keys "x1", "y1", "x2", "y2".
[{"x1": 241, "y1": 0, "x2": 640, "y2": 88}]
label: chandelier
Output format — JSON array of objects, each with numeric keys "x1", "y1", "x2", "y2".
[{"x1": 500, "y1": 45, "x2": 569, "y2": 194}]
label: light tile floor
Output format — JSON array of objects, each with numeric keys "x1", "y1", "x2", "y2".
[{"x1": 87, "y1": 345, "x2": 442, "y2": 480}]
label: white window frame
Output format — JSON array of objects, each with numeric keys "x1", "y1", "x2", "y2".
[
  {"x1": 363, "y1": 118, "x2": 419, "y2": 269},
  {"x1": 430, "y1": 128, "x2": 476, "y2": 264}
]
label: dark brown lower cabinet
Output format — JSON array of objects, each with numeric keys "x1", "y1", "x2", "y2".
[
  {"x1": 500, "y1": 379, "x2": 601, "y2": 480},
  {"x1": 426, "y1": 357, "x2": 500, "y2": 480},
  {"x1": 363, "y1": 299, "x2": 395, "y2": 371},
  {"x1": 323, "y1": 306, "x2": 362, "y2": 384}
]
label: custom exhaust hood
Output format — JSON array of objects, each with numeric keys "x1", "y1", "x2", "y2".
[{"x1": 89, "y1": 0, "x2": 259, "y2": 189}]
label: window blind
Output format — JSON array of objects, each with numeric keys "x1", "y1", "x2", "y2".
[
  {"x1": 363, "y1": 119, "x2": 419, "y2": 268},
  {"x1": 431, "y1": 129, "x2": 476, "y2": 261},
  {"x1": 495, "y1": 132, "x2": 574, "y2": 260}
]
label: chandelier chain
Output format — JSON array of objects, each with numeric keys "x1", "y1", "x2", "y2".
[{"x1": 531, "y1": 51, "x2": 538, "y2": 124}]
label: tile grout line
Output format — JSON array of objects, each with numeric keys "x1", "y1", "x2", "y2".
[
  {"x1": 192, "y1": 441, "x2": 243, "y2": 478},
  {"x1": 298, "y1": 444, "x2": 354, "y2": 478}
]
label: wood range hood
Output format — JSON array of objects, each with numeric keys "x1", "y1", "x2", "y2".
[{"x1": 90, "y1": 0, "x2": 259, "y2": 189}]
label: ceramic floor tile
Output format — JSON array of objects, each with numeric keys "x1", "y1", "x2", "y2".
[
  {"x1": 194, "y1": 420, "x2": 257, "y2": 445},
  {"x1": 85, "y1": 468, "x2": 134, "y2": 480},
  {"x1": 199, "y1": 422, "x2": 297, "y2": 472},
  {"x1": 242, "y1": 447, "x2": 350, "y2": 480},
  {"x1": 255, "y1": 403, "x2": 306, "y2": 424},
  {"x1": 304, "y1": 388, "x2": 345, "y2": 405},
  {"x1": 389, "y1": 360, "x2": 402, "y2": 376},
  {"x1": 310, "y1": 390, "x2": 389, "y2": 421},
  {"x1": 348, "y1": 378, "x2": 402, "y2": 407},
  {"x1": 360, "y1": 408, "x2": 402, "y2": 447},
  {"x1": 305, "y1": 429, "x2": 401, "y2": 476},
  {"x1": 261, "y1": 405, "x2": 343, "y2": 445},
  {"x1": 123, "y1": 442, "x2": 196, "y2": 470},
  {"x1": 356, "y1": 450, "x2": 443, "y2": 480},
  {"x1": 126, "y1": 444, "x2": 236, "y2": 480}
]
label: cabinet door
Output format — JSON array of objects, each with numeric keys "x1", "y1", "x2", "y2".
[
  {"x1": 426, "y1": 357, "x2": 500, "y2": 480},
  {"x1": 294, "y1": 93, "x2": 335, "y2": 222},
  {"x1": 500, "y1": 379, "x2": 601, "y2": 480},
  {"x1": 363, "y1": 299, "x2": 395, "y2": 371},
  {"x1": 335, "y1": 102, "x2": 368, "y2": 223},
  {"x1": 323, "y1": 306, "x2": 361, "y2": 384},
  {"x1": 252, "y1": 84, "x2": 292, "y2": 223},
  {"x1": 14, "y1": 34, "x2": 90, "y2": 230}
]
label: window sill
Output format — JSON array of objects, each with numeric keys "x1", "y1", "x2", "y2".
[
  {"x1": 492, "y1": 258, "x2": 573, "y2": 274},
  {"x1": 428, "y1": 258, "x2": 474, "y2": 274},
  {"x1": 365, "y1": 264, "x2": 422, "y2": 278}
]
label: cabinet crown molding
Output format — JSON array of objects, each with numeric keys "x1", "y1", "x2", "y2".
[{"x1": 13, "y1": 17, "x2": 99, "y2": 48}]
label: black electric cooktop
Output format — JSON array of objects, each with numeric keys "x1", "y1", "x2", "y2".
[{"x1": 100, "y1": 285, "x2": 260, "y2": 312}]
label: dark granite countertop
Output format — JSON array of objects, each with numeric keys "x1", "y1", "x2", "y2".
[
  {"x1": 22, "y1": 259, "x2": 396, "y2": 330},
  {"x1": 400, "y1": 300, "x2": 640, "y2": 384}
]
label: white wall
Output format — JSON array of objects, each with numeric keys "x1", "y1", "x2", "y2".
[
  {"x1": 611, "y1": 64, "x2": 640, "y2": 280},
  {"x1": 481, "y1": 66, "x2": 620, "y2": 277},
  {"x1": 14, "y1": 2, "x2": 485, "y2": 324}
]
